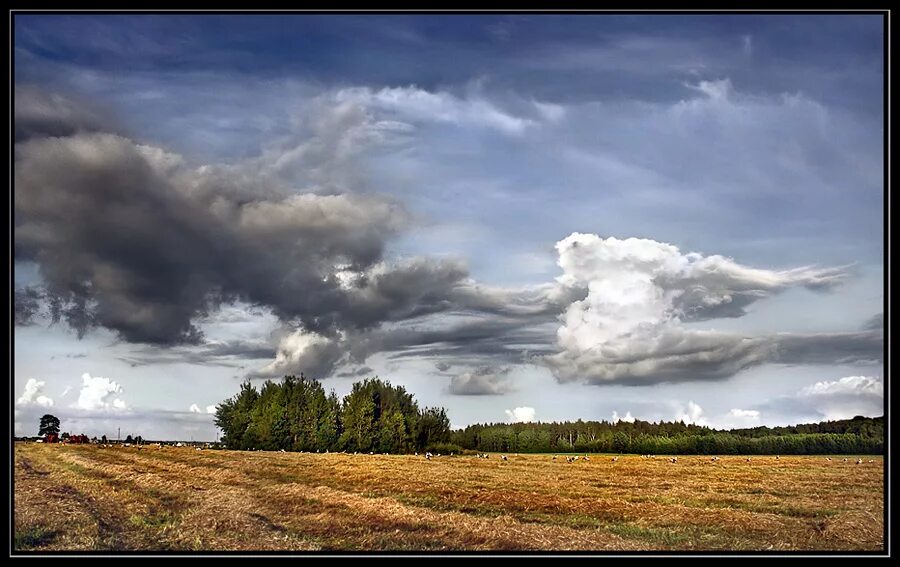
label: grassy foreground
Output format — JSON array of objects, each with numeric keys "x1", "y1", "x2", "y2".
[{"x1": 14, "y1": 443, "x2": 883, "y2": 552}]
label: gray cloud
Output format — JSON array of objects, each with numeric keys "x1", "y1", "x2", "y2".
[
  {"x1": 14, "y1": 85, "x2": 120, "y2": 143},
  {"x1": 246, "y1": 310, "x2": 561, "y2": 380},
  {"x1": 862, "y1": 313, "x2": 883, "y2": 331},
  {"x1": 14, "y1": 88, "x2": 492, "y2": 348},
  {"x1": 336, "y1": 366, "x2": 374, "y2": 378},
  {"x1": 775, "y1": 330, "x2": 884, "y2": 366},
  {"x1": 448, "y1": 365, "x2": 513, "y2": 395},
  {"x1": 117, "y1": 340, "x2": 276, "y2": 368},
  {"x1": 14, "y1": 286, "x2": 42, "y2": 326}
]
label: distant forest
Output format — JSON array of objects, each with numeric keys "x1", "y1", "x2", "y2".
[
  {"x1": 214, "y1": 376, "x2": 883, "y2": 455},
  {"x1": 450, "y1": 416, "x2": 884, "y2": 455}
]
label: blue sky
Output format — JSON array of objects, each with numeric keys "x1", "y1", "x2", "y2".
[{"x1": 13, "y1": 14, "x2": 884, "y2": 440}]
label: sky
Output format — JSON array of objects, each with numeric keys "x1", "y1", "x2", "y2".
[{"x1": 13, "y1": 14, "x2": 885, "y2": 441}]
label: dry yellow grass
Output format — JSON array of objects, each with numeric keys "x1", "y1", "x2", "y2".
[{"x1": 13, "y1": 443, "x2": 884, "y2": 552}]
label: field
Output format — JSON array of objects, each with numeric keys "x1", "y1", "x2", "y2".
[{"x1": 14, "y1": 443, "x2": 884, "y2": 552}]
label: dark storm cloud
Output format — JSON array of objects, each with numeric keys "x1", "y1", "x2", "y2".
[{"x1": 13, "y1": 90, "x2": 489, "y2": 346}]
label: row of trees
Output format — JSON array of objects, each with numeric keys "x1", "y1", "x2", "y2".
[
  {"x1": 213, "y1": 376, "x2": 452, "y2": 453},
  {"x1": 37, "y1": 414, "x2": 145, "y2": 443},
  {"x1": 450, "y1": 416, "x2": 884, "y2": 455}
]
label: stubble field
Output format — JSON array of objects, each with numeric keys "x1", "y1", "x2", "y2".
[{"x1": 14, "y1": 443, "x2": 884, "y2": 552}]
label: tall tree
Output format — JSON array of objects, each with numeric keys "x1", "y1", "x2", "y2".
[{"x1": 38, "y1": 414, "x2": 60, "y2": 437}]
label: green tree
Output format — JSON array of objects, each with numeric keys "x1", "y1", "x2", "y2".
[
  {"x1": 340, "y1": 387, "x2": 376, "y2": 452},
  {"x1": 38, "y1": 414, "x2": 60, "y2": 437},
  {"x1": 416, "y1": 407, "x2": 450, "y2": 450},
  {"x1": 316, "y1": 391, "x2": 342, "y2": 451}
]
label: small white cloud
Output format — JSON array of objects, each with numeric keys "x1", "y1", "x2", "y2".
[
  {"x1": 721, "y1": 408, "x2": 762, "y2": 429},
  {"x1": 505, "y1": 406, "x2": 536, "y2": 423},
  {"x1": 206, "y1": 405, "x2": 217, "y2": 414},
  {"x1": 741, "y1": 35, "x2": 753, "y2": 55},
  {"x1": 16, "y1": 378, "x2": 54, "y2": 408},
  {"x1": 795, "y1": 376, "x2": 883, "y2": 421},
  {"x1": 677, "y1": 401, "x2": 708, "y2": 426},
  {"x1": 60, "y1": 386, "x2": 72, "y2": 397},
  {"x1": 729, "y1": 408, "x2": 760, "y2": 418},
  {"x1": 612, "y1": 410, "x2": 635, "y2": 423},
  {"x1": 72, "y1": 373, "x2": 127, "y2": 412},
  {"x1": 799, "y1": 375, "x2": 882, "y2": 397},
  {"x1": 189, "y1": 403, "x2": 202, "y2": 413}
]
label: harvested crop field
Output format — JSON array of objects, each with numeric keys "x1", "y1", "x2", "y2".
[{"x1": 14, "y1": 443, "x2": 884, "y2": 552}]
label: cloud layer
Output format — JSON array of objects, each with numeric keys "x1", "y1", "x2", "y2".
[{"x1": 14, "y1": 84, "x2": 882, "y2": 393}]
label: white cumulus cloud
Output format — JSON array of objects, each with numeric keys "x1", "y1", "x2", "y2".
[
  {"x1": 676, "y1": 401, "x2": 708, "y2": 426},
  {"x1": 16, "y1": 378, "x2": 54, "y2": 408},
  {"x1": 505, "y1": 406, "x2": 536, "y2": 423},
  {"x1": 542, "y1": 233, "x2": 852, "y2": 385},
  {"x1": 189, "y1": 403, "x2": 202, "y2": 413},
  {"x1": 72, "y1": 373, "x2": 127, "y2": 412}
]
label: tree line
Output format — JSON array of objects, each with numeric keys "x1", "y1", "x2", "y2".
[
  {"x1": 449, "y1": 415, "x2": 884, "y2": 455},
  {"x1": 213, "y1": 376, "x2": 453, "y2": 453}
]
